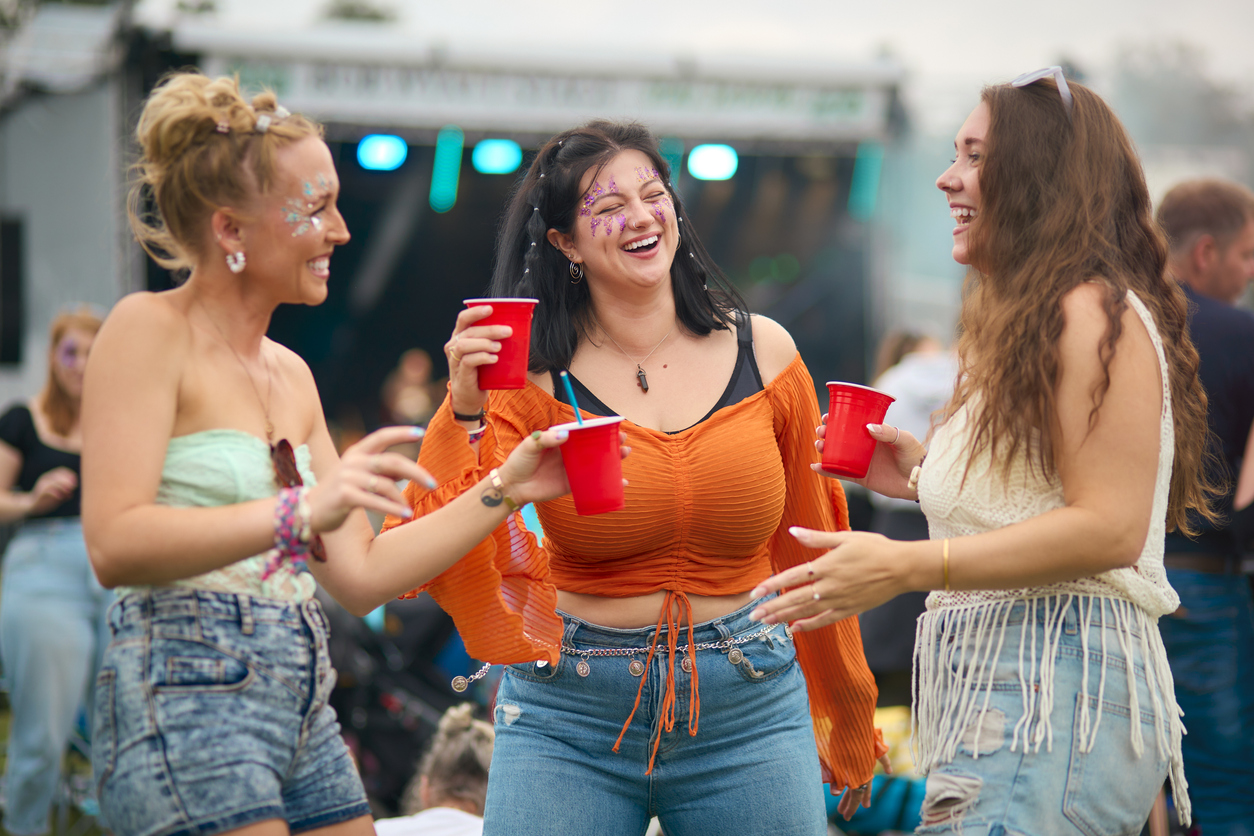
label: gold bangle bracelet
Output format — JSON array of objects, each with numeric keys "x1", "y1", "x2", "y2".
[{"x1": 942, "y1": 538, "x2": 950, "y2": 592}]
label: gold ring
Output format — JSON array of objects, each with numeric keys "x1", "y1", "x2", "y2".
[
  {"x1": 812, "y1": 585, "x2": 820, "y2": 602},
  {"x1": 370, "y1": 455, "x2": 382, "y2": 473},
  {"x1": 368, "y1": 475, "x2": 379, "y2": 493},
  {"x1": 806, "y1": 562, "x2": 815, "y2": 578}
]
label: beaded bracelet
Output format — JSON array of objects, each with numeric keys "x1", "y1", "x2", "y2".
[
  {"x1": 467, "y1": 423, "x2": 487, "y2": 443},
  {"x1": 261, "y1": 486, "x2": 313, "y2": 580}
]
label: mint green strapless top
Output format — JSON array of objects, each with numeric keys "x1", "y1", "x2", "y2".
[{"x1": 119, "y1": 429, "x2": 319, "y2": 601}]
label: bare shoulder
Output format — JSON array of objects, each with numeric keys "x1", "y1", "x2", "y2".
[
  {"x1": 748, "y1": 314, "x2": 798, "y2": 385},
  {"x1": 267, "y1": 338, "x2": 316, "y2": 389},
  {"x1": 94, "y1": 291, "x2": 191, "y2": 363},
  {"x1": 1059, "y1": 281, "x2": 1157, "y2": 381}
]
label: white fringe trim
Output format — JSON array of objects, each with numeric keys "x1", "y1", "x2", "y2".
[{"x1": 911, "y1": 593, "x2": 1189, "y2": 826}]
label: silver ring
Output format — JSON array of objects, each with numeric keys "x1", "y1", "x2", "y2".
[
  {"x1": 811, "y1": 585, "x2": 820, "y2": 602},
  {"x1": 890, "y1": 425, "x2": 901, "y2": 444}
]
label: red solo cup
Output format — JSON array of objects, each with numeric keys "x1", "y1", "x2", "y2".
[
  {"x1": 463, "y1": 298, "x2": 539, "y2": 390},
  {"x1": 821, "y1": 382, "x2": 896, "y2": 479},
  {"x1": 550, "y1": 415, "x2": 626, "y2": 515}
]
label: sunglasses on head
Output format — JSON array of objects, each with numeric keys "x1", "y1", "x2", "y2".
[
  {"x1": 1011, "y1": 66, "x2": 1073, "y2": 116},
  {"x1": 271, "y1": 438, "x2": 327, "y2": 562}
]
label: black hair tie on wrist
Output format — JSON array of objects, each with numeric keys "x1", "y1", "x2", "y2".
[{"x1": 453, "y1": 408, "x2": 487, "y2": 423}]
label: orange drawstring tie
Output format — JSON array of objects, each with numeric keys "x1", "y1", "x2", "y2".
[{"x1": 612, "y1": 590, "x2": 702, "y2": 774}]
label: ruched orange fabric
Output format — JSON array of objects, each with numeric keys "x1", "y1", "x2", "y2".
[{"x1": 383, "y1": 353, "x2": 886, "y2": 792}]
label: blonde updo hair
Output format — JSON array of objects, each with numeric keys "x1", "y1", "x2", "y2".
[
  {"x1": 399, "y1": 703, "x2": 494, "y2": 816},
  {"x1": 128, "y1": 71, "x2": 324, "y2": 271}
]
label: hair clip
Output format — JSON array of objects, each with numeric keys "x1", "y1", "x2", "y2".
[
  {"x1": 215, "y1": 120, "x2": 229, "y2": 134},
  {"x1": 255, "y1": 114, "x2": 272, "y2": 133},
  {"x1": 274, "y1": 104, "x2": 290, "y2": 118}
]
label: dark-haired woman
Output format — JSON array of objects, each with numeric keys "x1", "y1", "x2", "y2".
[
  {"x1": 384, "y1": 122, "x2": 887, "y2": 836},
  {"x1": 81, "y1": 72, "x2": 580, "y2": 836},
  {"x1": 0, "y1": 308, "x2": 106, "y2": 836},
  {"x1": 752, "y1": 71, "x2": 1215, "y2": 832}
]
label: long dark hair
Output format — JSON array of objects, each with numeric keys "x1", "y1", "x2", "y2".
[{"x1": 487, "y1": 120, "x2": 747, "y2": 372}]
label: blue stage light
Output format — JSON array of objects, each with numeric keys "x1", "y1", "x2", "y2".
[
  {"x1": 472, "y1": 139, "x2": 523, "y2": 174},
  {"x1": 357, "y1": 134, "x2": 408, "y2": 171},
  {"x1": 687, "y1": 144, "x2": 738, "y2": 181},
  {"x1": 429, "y1": 126, "x2": 465, "y2": 213}
]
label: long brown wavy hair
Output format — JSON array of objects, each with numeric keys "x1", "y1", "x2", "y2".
[
  {"x1": 40, "y1": 307, "x2": 102, "y2": 437},
  {"x1": 944, "y1": 75, "x2": 1219, "y2": 534}
]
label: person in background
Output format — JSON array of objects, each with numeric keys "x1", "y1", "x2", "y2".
[
  {"x1": 751, "y1": 70, "x2": 1217, "y2": 832},
  {"x1": 1157, "y1": 178, "x2": 1254, "y2": 836},
  {"x1": 858, "y1": 331, "x2": 958, "y2": 708},
  {"x1": 0, "y1": 307, "x2": 108, "y2": 836},
  {"x1": 374, "y1": 704, "x2": 493, "y2": 836}
]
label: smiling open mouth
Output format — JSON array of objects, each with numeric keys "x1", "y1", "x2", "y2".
[{"x1": 623, "y1": 235, "x2": 659, "y2": 252}]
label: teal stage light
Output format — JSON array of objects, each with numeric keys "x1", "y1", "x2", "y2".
[
  {"x1": 430, "y1": 126, "x2": 465, "y2": 213},
  {"x1": 848, "y1": 142, "x2": 884, "y2": 221},
  {"x1": 357, "y1": 134, "x2": 407, "y2": 171},
  {"x1": 687, "y1": 144, "x2": 738, "y2": 181},
  {"x1": 472, "y1": 139, "x2": 523, "y2": 174}
]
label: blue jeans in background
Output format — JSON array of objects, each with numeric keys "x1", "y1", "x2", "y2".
[
  {"x1": 1160, "y1": 568, "x2": 1254, "y2": 836},
  {"x1": 0, "y1": 518, "x2": 112, "y2": 836},
  {"x1": 482, "y1": 598, "x2": 827, "y2": 836}
]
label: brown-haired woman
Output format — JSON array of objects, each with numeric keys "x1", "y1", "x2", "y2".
[
  {"x1": 0, "y1": 307, "x2": 105, "y2": 836},
  {"x1": 80, "y1": 72, "x2": 580, "y2": 836},
  {"x1": 751, "y1": 69, "x2": 1216, "y2": 832}
]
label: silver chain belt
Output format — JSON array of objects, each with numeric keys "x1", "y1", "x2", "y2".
[{"x1": 452, "y1": 623, "x2": 789, "y2": 692}]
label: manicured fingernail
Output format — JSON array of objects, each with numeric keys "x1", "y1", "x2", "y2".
[
  {"x1": 402, "y1": 508, "x2": 414, "y2": 518},
  {"x1": 866, "y1": 423, "x2": 881, "y2": 433},
  {"x1": 411, "y1": 426, "x2": 426, "y2": 437},
  {"x1": 750, "y1": 586, "x2": 767, "y2": 598},
  {"x1": 531, "y1": 430, "x2": 542, "y2": 441},
  {"x1": 555, "y1": 429, "x2": 569, "y2": 441},
  {"x1": 424, "y1": 476, "x2": 438, "y2": 490},
  {"x1": 749, "y1": 608, "x2": 764, "y2": 621},
  {"x1": 789, "y1": 526, "x2": 805, "y2": 537}
]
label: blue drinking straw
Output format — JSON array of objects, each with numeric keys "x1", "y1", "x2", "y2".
[{"x1": 559, "y1": 370, "x2": 584, "y2": 426}]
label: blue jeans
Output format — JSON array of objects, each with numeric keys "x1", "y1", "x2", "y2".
[
  {"x1": 93, "y1": 588, "x2": 370, "y2": 836},
  {"x1": 483, "y1": 598, "x2": 827, "y2": 836},
  {"x1": 1159, "y1": 568, "x2": 1254, "y2": 836},
  {"x1": 0, "y1": 518, "x2": 112, "y2": 836},
  {"x1": 915, "y1": 595, "x2": 1172, "y2": 835}
]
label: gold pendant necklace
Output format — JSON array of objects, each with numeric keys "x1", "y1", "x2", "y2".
[{"x1": 199, "y1": 301, "x2": 275, "y2": 443}]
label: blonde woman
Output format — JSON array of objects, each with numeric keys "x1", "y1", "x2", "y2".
[{"x1": 81, "y1": 72, "x2": 581, "y2": 836}]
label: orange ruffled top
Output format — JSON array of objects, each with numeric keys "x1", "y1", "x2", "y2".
[{"x1": 383, "y1": 353, "x2": 886, "y2": 792}]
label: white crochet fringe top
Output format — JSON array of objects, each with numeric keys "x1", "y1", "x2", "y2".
[{"x1": 914, "y1": 291, "x2": 1188, "y2": 822}]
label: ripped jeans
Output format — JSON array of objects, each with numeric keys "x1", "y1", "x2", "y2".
[
  {"x1": 914, "y1": 595, "x2": 1173, "y2": 836},
  {"x1": 482, "y1": 598, "x2": 827, "y2": 836}
]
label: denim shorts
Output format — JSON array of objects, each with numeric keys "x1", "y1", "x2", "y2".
[
  {"x1": 92, "y1": 588, "x2": 370, "y2": 836},
  {"x1": 915, "y1": 595, "x2": 1171, "y2": 835},
  {"x1": 482, "y1": 597, "x2": 827, "y2": 836}
]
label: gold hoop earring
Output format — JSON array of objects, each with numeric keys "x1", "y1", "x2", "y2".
[{"x1": 569, "y1": 261, "x2": 584, "y2": 284}]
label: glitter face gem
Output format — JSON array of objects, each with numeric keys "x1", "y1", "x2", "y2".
[
  {"x1": 579, "y1": 177, "x2": 623, "y2": 236},
  {"x1": 284, "y1": 173, "x2": 331, "y2": 237}
]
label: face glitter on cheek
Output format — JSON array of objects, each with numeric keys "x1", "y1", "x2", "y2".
[
  {"x1": 616, "y1": 214, "x2": 627, "y2": 233},
  {"x1": 590, "y1": 217, "x2": 601, "y2": 236},
  {"x1": 56, "y1": 340, "x2": 79, "y2": 369},
  {"x1": 579, "y1": 181, "x2": 607, "y2": 217},
  {"x1": 283, "y1": 198, "x2": 313, "y2": 237}
]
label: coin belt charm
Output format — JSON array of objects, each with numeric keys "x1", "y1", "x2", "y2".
[
  {"x1": 727, "y1": 648, "x2": 744, "y2": 664},
  {"x1": 451, "y1": 676, "x2": 469, "y2": 693},
  {"x1": 576, "y1": 659, "x2": 591, "y2": 677},
  {"x1": 629, "y1": 659, "x2": 645, "y2": 677},
  {"x1": 681, "y1": 656, "x2": 693, "y2": 673}
]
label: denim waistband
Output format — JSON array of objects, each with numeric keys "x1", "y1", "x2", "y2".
[
  {"x1": 557, "y1": 595, "x2": 774, "y2": 650},
  {"x1": 111, "y1": 587, "x2": 315, "y2": 630}
]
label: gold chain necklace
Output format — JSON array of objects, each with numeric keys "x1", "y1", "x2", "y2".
[
  {"x1": 593, "y1": 315, "x2": 673, "y2": 393},
  {"x1": 198, "y1": 301, "x2": 275, "y2": 443}
]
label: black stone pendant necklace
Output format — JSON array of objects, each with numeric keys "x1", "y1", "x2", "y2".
[{"x1": 595, "y1": 317, "x2": 674, "y2": 393}]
